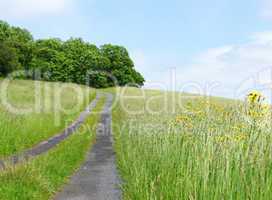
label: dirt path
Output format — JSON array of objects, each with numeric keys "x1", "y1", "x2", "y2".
[
  {"x1": 55, "y1": 93, "x2": 121, "y2": 200},
  {"x1": 0, "y1": 93, "x2": 101, "y2": 170}
]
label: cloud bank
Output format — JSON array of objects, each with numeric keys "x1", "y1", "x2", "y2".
[
  {"x1": 178, "y1": 31, "x2": 272, "y2": 99},
  {"x1": 132, "y1": 32, "x2": 272, "y2": 101}
]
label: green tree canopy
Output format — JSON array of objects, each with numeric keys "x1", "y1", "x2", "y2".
[
  {"x1": 0, "y1": 41, "x2": 20, "y2": 76},
  {"x1": 0, "y1": 21, "x2": 145, "y2": 88}
]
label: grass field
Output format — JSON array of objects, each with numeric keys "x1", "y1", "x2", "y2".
[
  {"x1": 1, "y1": 81, "x2": 272, "y2": 200},
  {"x1": 0, "y1": 80, "x2": 95, "y2": 157},
  {"x1": 113, "y1": 87, "x2": 272, "y2": 199},
  {"x1": 0, "y1": 94, "x2": 106, "y2": 200}
]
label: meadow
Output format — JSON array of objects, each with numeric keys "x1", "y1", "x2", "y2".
[
  {"x1": 0, "y1": 79, "x2": 95, "y2": 157},
  {"x1": 113, "y1": 88, "x2": 272, "y2": 199},
  {"x1": 0, "y1": 86, "x2": 105, "y2": 200},
  {"x1": 0, "y1": 81, "x2": 272, "y2": 200}
]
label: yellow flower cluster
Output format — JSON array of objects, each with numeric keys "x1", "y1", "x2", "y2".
[
  {"x1": 171, "y1": 92, "x2": 270, "y2": 146},
  {"x1": 175, "y1": 115, "x2": 190, "y2": 123},
  {"x1": 246, "y1": 91, "x2": 270, "y2": 119},
  {"x1": 247, "y1": 91, "x2": 264, "y2": 104},
  {"x1": 175, "y1": 114, "x2": 193, "y2": 129}
]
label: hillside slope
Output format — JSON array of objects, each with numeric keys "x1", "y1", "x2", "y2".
[
  {"x1": 112, "y1": 87, "x2": 272, "y2": 199},
  {"x1": 0, "y1": 79, "x2": 95, "y2": 157}
]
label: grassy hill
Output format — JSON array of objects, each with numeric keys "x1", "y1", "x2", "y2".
[
  {"x1": 112, "y1": 87, "x2": 272, "y2": 199},
  {"x1": 0, "y1": 82, "x2": 271, "y2": 199},
  {"x1": 0, "y1": 80, "x2": 96, "y2": 158},
  {"x1": 0, "y1": 80, "x2": 105, "y2": 199}
]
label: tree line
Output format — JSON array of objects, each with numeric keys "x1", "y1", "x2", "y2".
[{"x1": 0, "y1": 20, "x2": 145, "y2": 87}]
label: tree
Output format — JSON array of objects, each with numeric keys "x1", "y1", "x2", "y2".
[
  {"x1": 0, "y1": 21, "x2": 145, "y2": 88},
  {"x1": 100, "y1": 44, "x2": 145, "y2": 86},
  {"x1": 0, "y1": 21, "x2": 11, "y2": 40},
  {"x1": 86, "y1": 71, "x2": 110, "y2": 88},
  {"x1": 62, "y1": 38, "x2": 109, "y2": 84},
  {"x1": 0, "y1": 41, "x2": 20, "y2": 76},
  {"x1": 30, "y1": 38, "x2": 65, "y2": 80},
  {"x1": 0, "y1": 20, "x2": 34, "y2": 72},
  {"x1": 131, "y1": 69, "x2": 145, "y2": 87}
]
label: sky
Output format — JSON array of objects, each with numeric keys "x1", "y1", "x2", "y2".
[{"x1": 0, "y1": 0, "x2": 272, "y2": 100}]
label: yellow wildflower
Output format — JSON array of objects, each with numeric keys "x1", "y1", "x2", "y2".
[{"x1": 246, "y1": 91, "x2": 270, "y2": 119}]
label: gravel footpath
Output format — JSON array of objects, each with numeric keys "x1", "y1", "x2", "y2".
[{"x1": 55, "y1": 93, "x2": 121, "y2": 200}]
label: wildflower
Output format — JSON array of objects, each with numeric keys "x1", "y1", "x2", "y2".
[
  {"x1": 247, "y1": 91, "x2": 264, "y2": 104},
  {"x1": 175, "y1": 115, "x2": 187, "y2": 123},
  {"x1": 175, "y1": 114, "x2": 193, "y2": 129},
  {"x1": 246, "y1": 91, "x2": 270, "y2": 119},
  {"x1": 175, "y1": 114, "x2": 191, "y2": 123}
]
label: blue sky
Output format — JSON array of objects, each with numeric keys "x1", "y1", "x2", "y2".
[{"x1": 1, "y1": 0, "x2": 272, "y2": 100}]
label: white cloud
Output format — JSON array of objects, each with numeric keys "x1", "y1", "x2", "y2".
[
  {"x1": 171, "y1": 31, "x2": 272, "y2": 100},
  {"x1": 128, "y1": 34, "x2": 272, "y2": 100},
  {"x1": 250, "y1": 31, "x2": 272, "y2": 44},
  {"x1": 0, "y1": 0, "x2": 74, "y2": 19}
]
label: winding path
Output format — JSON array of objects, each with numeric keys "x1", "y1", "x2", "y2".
[
  {"x1": 0, "y1": 93, "x2": 101, "y2": 170},
  {"x1": 55, "y1": 93, "x2": 121, "y2": 200}
]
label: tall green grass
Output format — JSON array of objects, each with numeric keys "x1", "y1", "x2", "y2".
[
  {"x1": 113, "y1": 88, "x2": 272, "y2": 199},
  {"x1": 0, "y1": 80, "x2": 95, "y2": 157},
  {"x1": 0, "y1": 95, "x2": 106, "y2": 200}
]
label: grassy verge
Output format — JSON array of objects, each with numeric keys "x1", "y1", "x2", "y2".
[
  {"x1": 113, "y1": 87, "x2": 272, "y2": 199},
  {"x1": 0, "y1": 95, "x2": 106, "y2": 200},
  {"x1": 0, "y1": 80, "x2": 95, "y2": 157}
]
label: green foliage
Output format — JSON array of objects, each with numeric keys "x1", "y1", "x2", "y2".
[
  {"x1": 0, "y1": 21, "x2": 145, "y2": 87},
  {"x1": 0, "y1": 20, "x2": 34, "y2": 73},
  {"x1": 0, "y1": 41, "x2": 21, "y2": 76},
  {"x1": 87, "y1": 70, "x2": 110, "y2": 88},
  {"x1": 101, "y1": 44, "x2": 145, "y2": 86},
  {"x1": 30, "y1": 38, "x2": 65, "y2": 80}
]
